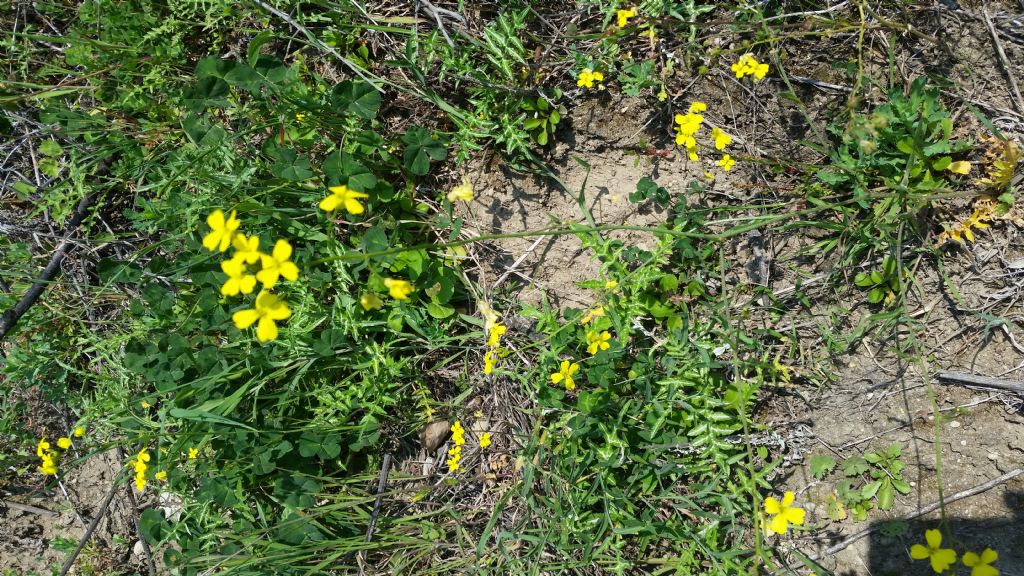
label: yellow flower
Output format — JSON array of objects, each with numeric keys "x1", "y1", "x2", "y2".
[
  {"x1": 232, "y1": 290, "x2": 292, "y2": 342},
  {"x1": 188, "y1": 447, "x2": 199, "y2": 459},
  {"x1": 383, "y1": 278, "x2": 414, "y2": 300},
  {"x1": 40, "y1": 459, "x2": 58, "y2": 476},
  {"x1": 320, "y1": 184, "x2": 370, "y2": 215},
  {"x1": 604, "y1": 280, "x2": 618, "y2": 289},
  {"x1": 586, "y1": 330, "x2": 612, "y2": 355},
  {"x1": 37, "y1": 439, "x2": 51, "y2": 458},
  {"x1": 711, "y1": 127, "x2": 732, "y2": 150},
  {"x1": 731, "y1": 53, "x2": 769, "y2": 80},
  {"x1": 447, "y1": 176, "x2": 473, "y2": 202},
  {"x1": 479, "y1": 432, "x2": 492, "y2": 448},
  {"x1": 73, "y1": 427, "x2": 85, "y2": 438},
  {"x1": 360, "y1": 292, "x2": 384, "y2": 311},
  {"x1": 947, "y1": 160, "x2": 971, "y2": 175},
  {"x1": 483, "y1": 349, "x2": 497, "y2": 374},
  {"x1": 295, "y1": 112, "x2": 307, "y2": 122},
  {"x1": 577, "y1": 68, "x2": 605, "y2": 89},
  {"x1": 57, "y1": 437, "x2": 72, "y2": 450},
  {"x1": 910, "y1": 529, "x2": 958, "y2": 574},
  {"x1": 963, "y1": 547, "x2": 999, "y2": 576},
  {"x1": 37, "y1": 439, "x2": 59, "y2": 475},
  {"x1": 763, "y1": 491, "x2": 805, "y2": 535},
  {"x1": 718, "y1": 154, "x2": 735, "y2": 172},
  {"x1": 256, "y1": 239, "x2": 299, "y2": 288},
  {"x1": 581, "y1": 306, "x2": 604, "y2": 324},
  {"x1": 133, "y1": 448, "x2": 151, "y2": 491},
  {"x1": 550, "y1": 360, "x2": 580, "y2": 391},
  {"x1": 155, "y1": 470, "x2": 168, "y2": 482},
  {"x1": 487, "y1": 322, "x2": 507, "y2": 347},
  {"x1": 231, "y1": 233, "x2": 262, "y2": 264},
  {"x1": 141, "y1": 400, "x2": 151, "y2": 409},
  {"x1": 202, "y1": 210, "x2": 241, "y2": 252},
  {"x1": 689, "y1": 101, "x2": 707, "y2": 113},
  {"x1": 616, "y1": 7, "x2": 636, "y2": 27},
  {"x1": 220, "y1": 256, "x2": 257, "y2": 296}
]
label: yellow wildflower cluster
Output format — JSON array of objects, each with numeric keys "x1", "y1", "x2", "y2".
[
  {"x1": 550, "y1": 359, "x2": 580, "y2": 391},
  {"x1": 910, "y1": 529, "x2": 1000, "y2": 575},
  {"x1": 36, "y1": 428, "x2": 85, "y2": 476},
  {"x1": 674, "y1": 103, "x2": 735, "y2": 170},
  {"x1": 481, "y1": 302, "x2": 506, "y2": 375},
  {"x1": 581, "y1": 305, "x2": 604, "y2": 325},
  {"x1": 616, "y1": 7, "x2": 636, "y2": 28},
  {"x1": 586, "y1": 330, "x2": 611, "y2": 355},
  {"x1": 762, "y1": 491, "x2": 805, "y2": 535},
  {"x1": 202, "y1": 210, "x2": 296, "y2": 342},
  {"x1": 446, "y1": 420, "x2": 466, "y2": 472},
  {"x1": 674, "y1": 102, "x2": 706, "y2": 160},
  {"x1": 577, "y1": 68, "x2": 604, "y2": 89},
  {"x1": 937, "y1": 196, "x2": 999, "y2": 245},
  {"x1": 132, "y1": 448, "x2": 151, "y2": 492},
  {"x1": 479, "y1": 432, "x2": 492, "y2": 448},
  {"x1": 731, "y1": 53, "x2": 770, "y2": 81}
]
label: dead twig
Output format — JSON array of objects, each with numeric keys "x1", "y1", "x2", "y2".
[
  {"x1": 251, "y1": 0, "x2": 383, "y2": 92},
  {"x1": 0, "y1": 499, "x2": 57, "y2": 516},
  {"x1": 358, "y1": 453, "x2": 392, "y2": 576},
  {"x1": 983, "y1": 8, "x2": 1024, "y2": 114},
  {"x1": 59, "y1": 470, "x2": 122, "y2": 576},
  {"x1": 415, "y1": 0, "x2": 465, "y2": 48},
  {"x1": 0, "y1": 189, "x2": 99, "y2": 343},
  {"x1": 934, "y1": 371, "x2": 1024, "y2": 395}
]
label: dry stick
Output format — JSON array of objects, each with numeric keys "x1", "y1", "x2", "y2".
[
  {"x1": 358, "y1": 453, "x2": 392, "y2": 576},
  {"x1": 1, "y1": 499, "x2": 57, "y2": 516},
  {"x1": 59, "y1": 473, "x2": 122, "y2": 576},
  {"x1": 802, "y1": 466, "x2": 1024, "y2": 566},
  {"x1": 934, "y1": 371, "x2": 1024, "y2": 394},
  {"x1": 0, "y1": 189, "x2": 98, "y2": 342},
  {"x1": 492, "y1": 235, "x2": 546, "y2": 290},
  {"x1": 251, "y1": 0, "x2": 382, "y2": 92},
  {"x1": 983, "y1": 9, "x2": 1024, "y2": 114}
]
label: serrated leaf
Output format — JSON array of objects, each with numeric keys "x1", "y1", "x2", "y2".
[
  {"x1": 810, "y1": 454, "x2": 837, "y2": 479},
  {"x1": 826, "y1": 492, "x2": 847, "y2": 521},
  {"x1": 39, "y1": 140, "x2": 63, "y2": 157},
  {"x1": 843, "y1": 455, "x2": 869, "y2": 476},
  {"x1": 861, "y1": 480, "x2": 881, "y2": 500}
]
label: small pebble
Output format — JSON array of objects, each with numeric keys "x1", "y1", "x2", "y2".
[
  {"x1": 987, "y1": 453, "x2": 999, "y2": 461},
  {"x1": 950, "y1": 421, "x2": 961, "y2": 428},
  {"x1": 960, "y1": 440, "x2": 967, "y2": 446}
]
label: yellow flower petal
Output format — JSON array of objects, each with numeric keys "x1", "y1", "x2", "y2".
[
  {"x1": 319, "y1": 194, "x2": 341, "y2": 212},
  {"x1": 232, "y1": 309, "x2": 260, "y2": 330},
  {"x1": 763, "y1": 496, "x2": 781, "y2": 515},
  {"x1": 768, "y1": 513, "x2": 789, "y2": 535},
  {"x1": 947, "y1": 160, "x2": 971, "y2": 175},
  {"x1": 57, "y1": 437, "x2": 72, "y2": 450},
  {"x1": 910, "y1": 544, "x2": 931, "y2": 560},
  {"x1": 256, "y1": 317, "x2": 278, "y2": 342},
  {"x1": 924, "y1": 529, "x2": 942, "y2": 549}
]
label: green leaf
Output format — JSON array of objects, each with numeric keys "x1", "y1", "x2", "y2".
[
  {"x1": 270, "y1": 149, "x2": 313, "y2": 181},
  {"x1": 923, "y1": 140, "x2": 951, "y2": 156},
  {"x1": 330, "y1": 80, "x2": 381, "y2": 120},
  {"x1": 139, "y1": 509, "x2": 168, "y2": 542},
  {"x1": 843, "y1": 455, "x2": 869, "y2": 476},
  {"x1": 854, "y1": 272, "x2": 874, "y2": 287},
  {"x1": 40, "y1": 158, "x2": 60, "y2": 178},
  {"x1": 402, "y1": 127, "x2": 447, "y2": 176},
  {"x1": 867, "y1": 288, "x2": 885, "y2": 303},
  {"x1": 425, "y1": 301, "x2": 454, "y2": 318},
  {"x1": 39, "y1": 140, "x2": 63, "y2": 157},
  {"x1": 932, "y1": 156, "x2": 952, "y2": 171},
  {"x1": 877, "y1": 480, "x2": 895, "y2": 510},
  {"x1": 810, "y1": 454, "x2": 837, "y2": 479},
  {"x1": 182, "y1": 76, "x2": 229, "y2": 113},
  {"x1": 861, "y1": 480, "x2": 881, "y2": 500}
]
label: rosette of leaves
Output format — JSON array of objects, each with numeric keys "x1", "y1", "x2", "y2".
[
  {"x1": 522, "y1": 91, "x2": 565, "y2": 145},
  {"x1": 854, "y1": 255, "x2": 903, "y2": 305}
]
